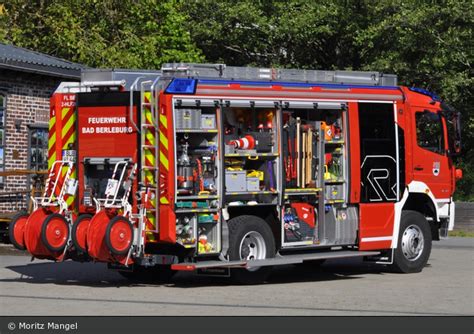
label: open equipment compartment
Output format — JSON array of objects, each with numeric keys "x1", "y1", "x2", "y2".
[
  {"x1": 320, "y1": 104, "x2": 357, "y2": 246},
  {"x1": 280, "y1": 103, "x2": 323, "y2": 246},
  {"x1": 222, "y1": 102, "x2": 280, "y2": 207},
  {"x1": 279, "y1": 102, "x2": 356, "y2": 247},
  {"x1": 173, "y1": 99, "x2": 221, "y2": 255}
]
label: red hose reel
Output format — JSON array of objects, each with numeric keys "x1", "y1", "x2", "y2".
[
  {"x1": 21, "y1": 208, "x2": 71, "y2": 261},
  {"x1": 9, "y1": 212, "x2": 29, "y2": 250},
  {"x1": 86, "y1": 210, "x2": 134, "y2": 265}
]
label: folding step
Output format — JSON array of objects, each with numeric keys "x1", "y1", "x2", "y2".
[{"x1": 171, "y1": 250, "x2": 380, "y2": 271}]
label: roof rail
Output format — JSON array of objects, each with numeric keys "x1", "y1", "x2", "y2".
[
  {"x1": 81, "y1": 69, "x2": 162, "y2": 90},
  {"x1": 161, "y1": 63, "x2": 397, "y2": 86}
]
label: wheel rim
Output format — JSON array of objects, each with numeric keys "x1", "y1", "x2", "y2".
[
  {"x1": 401, "y1": 224, "x2": 425, "y2": 261},
  {"x1": 109, "y1": 220, "x2": 132, "y2": 253},
  {"x1": 44, "y1": 217, "x2": 69, "y2": 250},
  {"x1": 239, "y1": 231, "x2": 266, "y2": 271}
]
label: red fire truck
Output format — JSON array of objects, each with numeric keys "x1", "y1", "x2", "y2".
[{"x1": 9, "y1": 64, "x2": 462, "y2": 283}]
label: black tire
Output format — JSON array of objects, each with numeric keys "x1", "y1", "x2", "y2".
[
  {"x1": 227, "y1": 215, "x2": 276, "y2": 284},
  {"x1": 391, "y1": 210, "x2": 432, "y2": 273},
  {"x1": 41, "y1": 213, "x2": 70, "y2": 252},
  {"x1": 71, "y1": 214, "x2": 92, "y2": 253},
  {"x1": 118, "y1": 265, "x2": 176, "y2": 283},
  {"x1": 105, "y1": 216, "x2": 134, "y2": 255},
  {"x1": 9, "y1": 212, "x2": 29, "y2": 250}
]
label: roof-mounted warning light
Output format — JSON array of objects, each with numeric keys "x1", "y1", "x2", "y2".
[
  {"x1": 165, "y1": 78, "x2": 197, "y2": 94},
  {"x1": 408, "y1": 87, "x2": 441, "y2": 102}
]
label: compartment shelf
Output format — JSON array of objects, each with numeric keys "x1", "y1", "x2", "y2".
[
  {"x1": 227, "y1": 202, "x2": 277, "y2": 207},
  {"x1": 285, "y1": 188, "x2": 322, "y2": 193},
  {"x1": 326, "y1": 199, "x2": 345, "y2": 204},
  {"x1": 177, "y1": 195, "x2": 219, "y2": 200},
  {"x1": 325, "y1": 140, "x2": 345, "y2": 145},
  {"x1": 284, "y1": 188, "x2": 321, "y2": 198},
  {"x1": 225, "y1": 190, "x2": 278, "y2": 196},
  {"x1": 175, "y1": 208, "x2": 219, "y2": 213},
  {"x1": 324, "y1": 180, "x2": 345, "y2": 184},
  {"x1": 225, "y1": 153, "x2": 279, "y2": 158},
  {"x1": 176, "y1": 129, "x2": 218, "y2": 133}
]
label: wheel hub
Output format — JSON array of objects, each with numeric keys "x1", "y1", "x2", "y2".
[
  {"x1": 239, "y1": 231, "x2": 266, "y2": 262},
  {"x1": 401, "y1": 224, "x2": 424, "y2": 261}
]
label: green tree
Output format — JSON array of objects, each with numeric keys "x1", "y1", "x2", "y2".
[
  {"x1": 1, "y1": 0, "x2": 472, "y2": 198},
  {"x1": 355, "y1": 1, "x2": 473, "y2": 200},
  {"x1": 184, "y1": 0, "x2": 473, "y2": 199},
  {"x1": 0, "y1": 0, "x2": 204, "y2": 69}
]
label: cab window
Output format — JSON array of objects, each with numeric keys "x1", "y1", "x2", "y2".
[{"x1": 415, "y1": 111, "x2": 445, "y2": 154}]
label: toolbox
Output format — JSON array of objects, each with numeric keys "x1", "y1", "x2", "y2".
[
  {"x1": 225, "y1": 170, "x2": 246, "y2": 192},
  {"x1": 201, "y1": 114, "x2": 216, "y2": 129},
  {"x1": 325, "y1": 184, "x2": 344, "y2": 201},
  {"x1": 176, "y1": 108, "x2": 201, "y2": 129},
  {"x1": 246, "y1": 177, "x2": 260, "y2": 191}
]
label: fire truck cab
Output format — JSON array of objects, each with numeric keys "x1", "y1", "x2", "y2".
[{"x1": 10, "y1": 64, "x2": 462, "y2": 283}]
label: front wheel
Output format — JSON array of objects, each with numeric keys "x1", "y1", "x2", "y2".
[
  {"x1": 391, "y1": 210, "x2": 432, "y2": 273},
  {"x1": 227, "y1": 215, "x2": 276, "y2": 284}
]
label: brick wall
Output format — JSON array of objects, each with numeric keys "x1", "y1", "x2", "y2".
[{"x1": 0, "y1": 69, "x2": 64, "y2": 213}]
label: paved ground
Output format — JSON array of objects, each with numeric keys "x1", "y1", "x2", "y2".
[{"x1": 0, "y1": 238, "x2": 472, "y2": 316}]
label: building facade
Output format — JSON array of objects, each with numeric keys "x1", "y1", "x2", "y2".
[{"x1": 0, "y1": 43, "x2": 83, "y2": 214}]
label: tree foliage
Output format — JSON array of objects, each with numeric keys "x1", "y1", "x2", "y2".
[
  {"x1": 1, "y1": 0, "x2": 473, "y2": 199},
  {"x1": 0, "y1": 0, "x2": 204, "y2": 68}
]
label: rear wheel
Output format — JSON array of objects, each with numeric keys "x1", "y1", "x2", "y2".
[
  {"x1": 391, "y1": 210, "x2": 432, "y2": 273},
  {"x1": 227, "y1": 215, "x2": 275, "y2": 284},
  {"x1": 9, "y1": 212, "x2": 29, "y2": 250}
]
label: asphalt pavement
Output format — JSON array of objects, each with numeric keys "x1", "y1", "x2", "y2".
[{"x1": 0, "y1": 238, "x2": 472, "y2": 316}]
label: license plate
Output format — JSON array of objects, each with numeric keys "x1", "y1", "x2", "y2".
[{"x1": 62, "y1": 150, "x2": 76, "y2": 162}]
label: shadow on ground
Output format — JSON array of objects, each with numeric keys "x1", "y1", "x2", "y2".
[{"x1": 2, "y1": 257, "x2": 392, "y2": 288}]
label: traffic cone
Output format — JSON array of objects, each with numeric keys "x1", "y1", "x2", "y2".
[{"x1": 229, "y1": 135, "x2": 256, "y2": 150}]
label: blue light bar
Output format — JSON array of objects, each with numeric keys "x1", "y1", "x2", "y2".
[
  {"x1": 165, "y1": 78, "x2": 197, "y2": 94},
  {"x1": 408, "y1": 87, "x2": 441, "y2": 101}
]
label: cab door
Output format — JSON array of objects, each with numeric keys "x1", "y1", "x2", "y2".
[{"x1": 411, "y1": 108, "x2": 451, "y2": 199}]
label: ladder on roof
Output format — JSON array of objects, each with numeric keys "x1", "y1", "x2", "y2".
[
  {"x1": 137, "y1": 79, "x2": 160, "y2": 237},
  {"x1": 161, "y1": 63, "x2": 398, "y2": 86}
]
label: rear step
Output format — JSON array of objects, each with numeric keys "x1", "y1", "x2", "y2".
[{"x1": 171, "y1": 250, "x2": 380, "y2": 271}]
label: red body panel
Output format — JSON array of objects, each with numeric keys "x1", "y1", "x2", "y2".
[
  {"x1": 76, "y1": 104, "x2": 139, "y2": 213},
  {"x1": 401, "y1": 87, "x2": 455, "y2": 199},
  {"x1": 359, "y1": 203, "x2": 394, "y2": 250},
  {"x1": 409, "y1": 106, "x2": 452, "y2": 199},
  {"x1": 347, "y1": 102, "x2": 361, "y2": 203},
  {"x1": 49, "y1": 93, "x2": 76, "y2": 162},
  {"x1": 158, "y1": 93, "x2": 176, "y2": 243}
]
